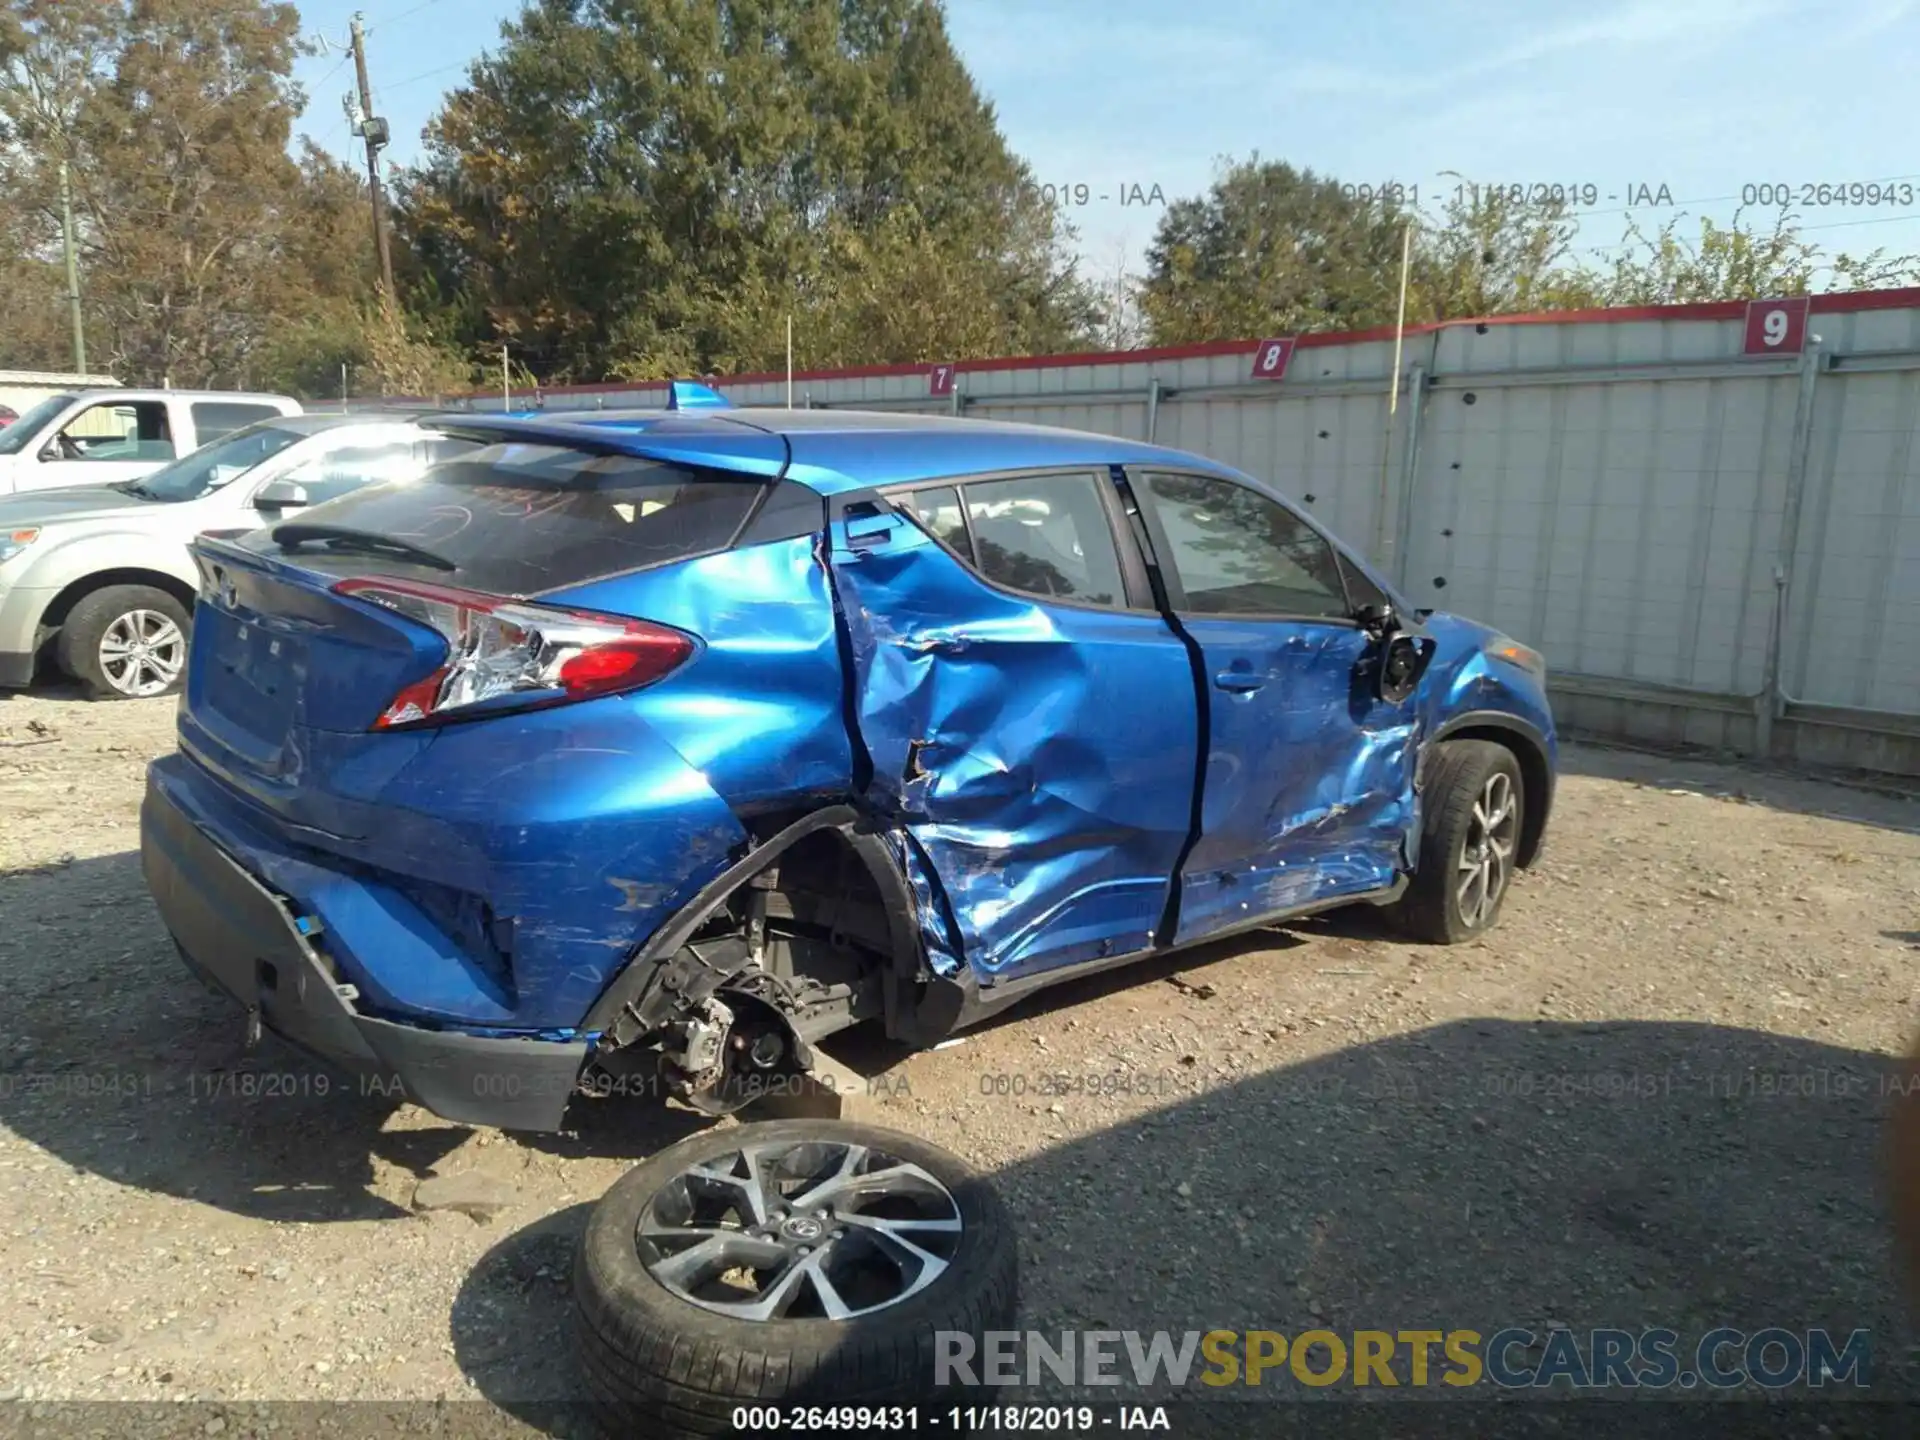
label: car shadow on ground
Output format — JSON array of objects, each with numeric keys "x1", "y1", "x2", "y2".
[
  {"x1": 0, "y1": 671, "x2": 88, "y2": 705},
  {"x1": 454, "y1": 1017, "x2": 1920, "y2": 1434},
  {"x1": 0, "y1": 849, "x2": 720, "y2": 1224}
]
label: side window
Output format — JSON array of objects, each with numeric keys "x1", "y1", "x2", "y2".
[
  {"x1": 1339, "y1": 555, "x2": 1391, "y2": 613},
  {"x1": 896, "y1": 485, "x2": 971, "y2": 558},
  {"x1": 901, "y1": 471, "x2": 1125, "y2": 606},
  {"x1": 1138, "y1": 471, "x2": 1349, "y2": 618},
  {"x1": 191, "y1": 402, "x2": 283, "y2": 444},
  {"x1": 273, "y1": 441, "x2": 423, "y2": 507},
  {"x1": 53, "y1": 400, "x2": 174, "y2": 461}
]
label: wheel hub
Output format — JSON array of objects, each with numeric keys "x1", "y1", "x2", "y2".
[{"x1": 779, "y1": 1215, "x2": 827, "y2": 1243}]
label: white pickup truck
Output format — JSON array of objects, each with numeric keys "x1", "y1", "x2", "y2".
[{"x1": 0, "y1": 389, "x2": 302, "y2": 496}]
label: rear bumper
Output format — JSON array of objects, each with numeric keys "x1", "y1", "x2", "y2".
[{"x1": 141, "y1": 768, "x2": 589, "y2": 1131}]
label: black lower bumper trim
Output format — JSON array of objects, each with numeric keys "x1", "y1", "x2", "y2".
[
  {"x1": 142, "y1": 766, "x2": 587, "y2": 1132},
  {"x1": 0, "y1": 649, "x2": 37, "y2": 689}
]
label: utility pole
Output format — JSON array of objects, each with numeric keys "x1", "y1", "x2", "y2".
[
  {"x1": 58, "y1": 159, "x2": 87, "y2": 374},
  {"x1": 346, "y1": 13, "x2": 397, "y2": 298}
]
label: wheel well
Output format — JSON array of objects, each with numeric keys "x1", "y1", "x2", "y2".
[
  {"x1": 1435, "y1": 725, "x2": 1551, "y2": 868},
  {"x1": 37, "y1": 569, "x2": 197, "y2": 635},
  {"x1": 741, "y1": 827, "x2": 899, "y2": 963},
  {"x1": 691, "y1": 821, "x2": 920, "y2": 1044}
]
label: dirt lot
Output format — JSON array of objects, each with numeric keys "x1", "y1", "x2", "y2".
[{"x1": 3, "y1": 685, "x2": 1920, "y2": 1428}]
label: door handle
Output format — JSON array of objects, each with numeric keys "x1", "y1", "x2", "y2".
[{"x1": 1214, "y1": 670, "x2": 1266, "y2": 694}]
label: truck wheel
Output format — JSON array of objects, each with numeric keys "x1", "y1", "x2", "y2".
[
  {"x1": 574, "y1": 1120, "x2": 1018, "y2": 1437},
  {"x1": 58, "y1": 585, "x2": 191, "y2": 700},
  {"x1": 1393, "y1": 738, "x2": 1525, "y2": 944}
]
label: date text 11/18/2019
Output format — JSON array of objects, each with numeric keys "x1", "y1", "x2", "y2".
[{"x1": 727, "y1": 1405, "x2": 1170, "y2": 1432}]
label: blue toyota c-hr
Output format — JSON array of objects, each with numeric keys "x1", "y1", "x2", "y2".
[{"x1": 140, "y1": 388, "x2": 1556, "y2": 1131}]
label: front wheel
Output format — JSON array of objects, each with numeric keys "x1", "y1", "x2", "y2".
[
  {"x1": 57, "y1": 584, "x2": 191, "y2": 700},
  {"x1": 1392, "y1": 738, "x2": 1525, "y2": 944}
]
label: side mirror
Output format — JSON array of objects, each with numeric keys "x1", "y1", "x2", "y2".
[
  {"x1": 254, "y1": 478, "x2": 310, "y2": 512},
  {"x1": 1355, "y1": 600, "x2": 1398, "y2": 639},
  {"x1": 37, "y1": 443, "x2": 59, "y2": 463},
  {"x1": 1377, "y1": 634, "x2": 1434, "y2": 704}
]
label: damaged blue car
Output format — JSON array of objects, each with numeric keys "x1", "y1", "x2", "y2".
[{"x1": 140, "y1": 391, "x2": 1556, "y2": 1131}]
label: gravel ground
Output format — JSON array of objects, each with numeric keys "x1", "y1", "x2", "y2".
[{"x1": 3, "y1": 686, "x2": 1920, "y2": 1431}]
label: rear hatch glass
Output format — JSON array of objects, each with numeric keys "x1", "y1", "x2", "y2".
[
  {"x1": 184, "y1": 441, "x2": 772, "y2": 818},
  {"x1": 233, "y1": 440, "x2": 769, "y2": 595}
]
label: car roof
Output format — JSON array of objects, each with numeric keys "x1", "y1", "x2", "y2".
[
  {"x1": 64, "y1": 389, "x2": 297, "y2": 402},
  {"x1": 424, "y1": 407, "x2": 1247, "y2": 497},
  {"x1": 265, "y1": 413, "x2": 422, "y2": 437}
]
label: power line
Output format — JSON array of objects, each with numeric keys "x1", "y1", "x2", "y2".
[
  {"x1": 382, "y1": 59, "x2": 472, "y2": 92},
  {"x1": 371, "y1": 0, "x2": 451, "y2": 32}
]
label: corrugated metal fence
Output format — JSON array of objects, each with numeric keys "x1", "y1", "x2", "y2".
[{"x1": 361, "y1": 290, "x2": 1920, "y2": 778}]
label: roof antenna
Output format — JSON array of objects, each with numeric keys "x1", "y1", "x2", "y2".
[{"x1": 666, "y1": 380, "x2": 731, "y2": 411}]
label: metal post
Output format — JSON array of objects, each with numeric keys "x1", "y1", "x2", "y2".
[
  {"x1": 1145, "y1": 377, "x2": 1162, "y2": 444},
  {"x1": 786, "y1": 316, "x2": 794, "y2": 409},
  {"x1": 1374, "y1": 220, "x2": 1414, "y2": 561},
  {"x1": 59, "y1": 160, "x2": 87, "y2": 374},
  {"x1": 502, "y1": 345, "x2": 510, "y2": 412},
  {"x1": 1756, "y1": 333, "x2": 1824, "y2": 757},
  {"x1": 950, "y1": 377, "x2": 962, "y2": 417},
  {"x1": 1389, "y1": 363, "x2": 1428, "y2": 589}
]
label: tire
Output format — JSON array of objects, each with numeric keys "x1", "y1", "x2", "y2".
[
  {"x1": 57, "y1": 584, "x2": 191, "y2": 701},
  {"x1": 1392, "y1": 738, "x2": 1525, "y2": 945},
  {"x1": 574, "y1": 1119, "x2": 1018, "y2": 1437}
]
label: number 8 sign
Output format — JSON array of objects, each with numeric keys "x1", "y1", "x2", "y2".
[
  {"x1": 1251, "y1": 337, "x2": 1296, "y2": 381},
  {"x1": 1743, "y1": 297, "x2": 1809, "y2": 356}
]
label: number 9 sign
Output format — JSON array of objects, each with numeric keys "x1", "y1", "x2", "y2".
[
  {"x1": 1743, "y1": 297, "x2": 1809, "y2": 356},
  {"x1": 1251, "y1": 336, "x2": 1296, "y2": 381}
]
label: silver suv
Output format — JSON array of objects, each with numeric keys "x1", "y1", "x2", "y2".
[{"x1": 0, "y1": 414, "x2": 460, "y2": 699}]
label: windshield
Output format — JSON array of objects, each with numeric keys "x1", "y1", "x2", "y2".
[
  {"x1": 0, "y1": 394, "x2": 78, "y2": 455},
  {"x1": 131, "y1": 422, "x2": 307, "y2": 502}
]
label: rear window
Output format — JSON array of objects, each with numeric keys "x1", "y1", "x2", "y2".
[
  {"x1": 191, "y1": 401, "x2": 285, "y2": 442},
  {"x1": 248, "y1": 440, "x2": 766, "y2": 596}
]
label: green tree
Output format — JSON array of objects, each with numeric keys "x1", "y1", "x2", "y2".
[
  {"x1": 1572, "y1": 208, "x2": 1920, "y2": 304},
  {"x1": 1139, "y1": 156, "x2": 1920, "y2": 344},
  {"x1": 393, "y1": 0, "x2": 1100, "y2": 382},
  {"x1": 1138, "y1": 156, "x2": 1418, "y2": 343},
  {"x1": 0, "y1": 0, "x2": 377, "y2": 389},
  {"x1": 1404, "y1": 175, "x2": 1585, "y2": 321}
]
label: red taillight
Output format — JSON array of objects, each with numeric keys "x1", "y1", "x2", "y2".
[{"x1": 331, "y1": 577, "x2": 695, "y2": 730}]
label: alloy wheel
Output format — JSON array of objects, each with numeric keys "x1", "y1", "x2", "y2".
[
  {"x1": 98, "y1": 609, "x2": 185, "y2": 696},
  {"x1": 1456, "y1": 769, "x2": 1518, "y2": 928},
  {"x1": 635, "y1": 1138, "x2": 964, "y2": 1321}
]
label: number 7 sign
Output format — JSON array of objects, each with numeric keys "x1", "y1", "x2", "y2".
[
  {"x1": 1743, "y1": 297, "x2": 1809, "y2": 356},
  {"x1": 1251, "y1": 337, "x2": 1296, "y2": 381},
  {"x1": 928, "y1": 362, "x2": 956, "y2": 396}
]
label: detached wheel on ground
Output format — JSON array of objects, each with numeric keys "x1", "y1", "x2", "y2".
[
  {"x1": 1394, "y1": 738, "x2": 1525, "y2": 944},
  {"x1": 574, "y1": 1119, "x2": 1018, "y2": 1437},
  {"x1": 57, "y1": 585, "x2": 191, "y2": 700}
]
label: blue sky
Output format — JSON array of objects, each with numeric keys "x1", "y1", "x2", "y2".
[{"x1": 289, "y1": 0, "x2": 1920, "y2": 286}]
